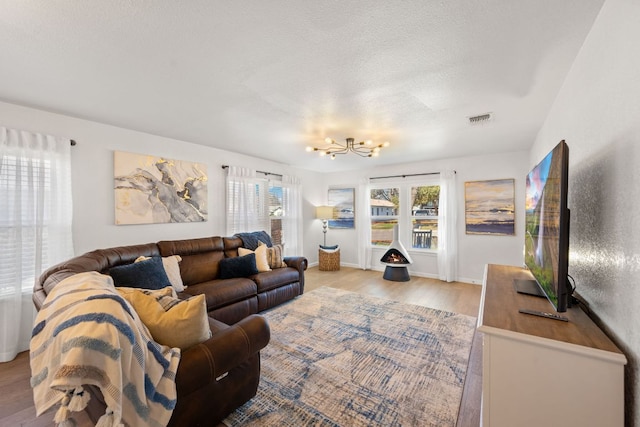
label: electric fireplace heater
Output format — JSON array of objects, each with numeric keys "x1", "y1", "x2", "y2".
[{"x1": 380, "y1": 225, "x2": 413, "y2": 281}]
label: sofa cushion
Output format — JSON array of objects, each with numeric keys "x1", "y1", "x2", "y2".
[
  {"x1": 108, "y1": 256, "x2": 172, "y2": 290},
  {"x1": 117, "y1": 287, "x2": 211, "y2": 349},
  {"x1": 158, "y1": 237, "x2": 225, "y2": 286},
  {"x1": 184, "y1": 278, "x2": 257, "y2": 311},
  {"x1": 222, "y1": 236, "x2": 243, "y2": 257},
  {"x1": 219, "y1": 253, "x2": 259, "y2": 279},
  {"x1": 238, "y1": 244, "x2": 271, "y2": 272},
  {"x1": 251, "y1": 267, "x2": 300, "y2": 293}
]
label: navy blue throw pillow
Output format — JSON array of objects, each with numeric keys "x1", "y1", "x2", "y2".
[
  {"x1": 218, "y1": 253, "x2": 259, "y2": 279},
  {"x1": 109, "y1": 256, "x2": 172, "y2": 290}
]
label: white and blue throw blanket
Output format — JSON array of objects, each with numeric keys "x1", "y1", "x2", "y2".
[{"x1": 30, "y1": 272, "x2": 181, "y2": 427}]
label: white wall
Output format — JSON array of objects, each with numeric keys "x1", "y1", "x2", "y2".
[
  {"x1": 314, "y1": 150, "x2": 529, "y2": 284},
  {"x1": 1, "y1": 100, "x2": 529, "y2": 285},
  {"x1": 531, "y1": 0, "x2": 640, "y2": 423},
  {"x1": 0, "y1": 100, "x2": 324, "y2": 257}
]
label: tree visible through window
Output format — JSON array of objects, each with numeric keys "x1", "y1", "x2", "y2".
[
  {"x1": 369, "y1": 183, "x2": 440, "y2": 249},
  {"x1": 410, "y1": 185, "x2": 439, "y2": 249}
]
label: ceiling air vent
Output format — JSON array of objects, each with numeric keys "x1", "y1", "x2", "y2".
[{"x1": 468, "y1": 113, "x2": 492, "y2": 125}]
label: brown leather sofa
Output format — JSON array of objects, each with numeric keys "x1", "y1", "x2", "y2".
[{"x1": 33, "y1": 235, "x2": 308, "y2": 426}]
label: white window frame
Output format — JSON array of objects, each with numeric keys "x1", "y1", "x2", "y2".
[
  {"x1": 370, "y1": 186, "x2": 399, "y2": 247},
  {"x1": 369, "y1": 178, "x2": 440, "y2": 252},
  {"x1": 408, "y1": 183, "x2": 439, "y2": 251}
]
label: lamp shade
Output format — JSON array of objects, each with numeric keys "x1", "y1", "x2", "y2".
[{"x1": 315, "y1": 206, "x2": 334, "y2": 220}]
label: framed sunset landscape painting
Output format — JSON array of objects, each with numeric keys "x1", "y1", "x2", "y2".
[{"x1": 464, "y1": 179, "x2": 515, "y2": 235}]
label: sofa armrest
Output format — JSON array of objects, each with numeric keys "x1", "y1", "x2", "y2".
[
  {"x1": 175, "y1": 314, "x2": 270, "y2": 396},
  {"x1": 283, "y1": 256, "x2": 307, "y2": 271},
  {"x1": 283, "y1": 256, "x2": 307, "y2": 294}
]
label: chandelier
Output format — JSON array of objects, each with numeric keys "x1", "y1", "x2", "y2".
[{"x1": 306, "y1": 137, "x2": 390, "y2": 159}]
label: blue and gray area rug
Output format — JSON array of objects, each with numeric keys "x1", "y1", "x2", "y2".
[{"x1": 223, "y1": 287, "x2": 476, "y2": 426}]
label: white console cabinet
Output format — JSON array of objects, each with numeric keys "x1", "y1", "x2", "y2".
[{"x1": 478, "y1": 264, "x2": 626, "y2": 427}]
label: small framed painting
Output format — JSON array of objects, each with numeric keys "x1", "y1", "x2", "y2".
[
  {"x1": 465, "y1": 179, "x2": 515, "y2": 235},
  {"x1": 328, "y1": 188, "x2": 355, "y2": 229}
]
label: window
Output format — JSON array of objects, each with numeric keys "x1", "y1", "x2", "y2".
[
  {"x1": 370, "y1": 188, "x2": 399, "y2": 246},
  {"x1": 410, "y1": 185, "x2": 440, "y2": 249},
  {"x1": 269, "y1": 184, "x2": 283, "y2": 245},
  {"x1": 0, "y1": 155, "x2": 52, "y2": 294},
  {"x1": 1, "y1": 128, "x2": 73, "y2": 361},
  {"x1": 226, "y1": 181, "x2": 288, "y2": 246},
  {"x1": 226, "y1": 177, "x2": 270, "y2": 235},
  {"x1": 369, "y1": 183, "x2": 440, "y2": 250},
  {"x1": 226, "y1": 167, "x2": 302, "y2": 254}
]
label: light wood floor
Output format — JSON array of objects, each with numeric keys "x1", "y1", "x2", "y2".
[{"x1": 0, "y1": 266, "x2": 482, "y2": 427}]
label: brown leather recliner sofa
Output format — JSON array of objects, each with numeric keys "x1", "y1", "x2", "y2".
[{"x1": 33, "y1": 235, "x2": 308, "y2": 426}]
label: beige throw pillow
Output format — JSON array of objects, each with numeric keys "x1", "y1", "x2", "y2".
[
  {"x1": 117, "y1": 286, "x2": 181, "y2": 310},
  {"x1": 264, "y1": 243, "x2": 287, "y2": 269},
  {"x1": 117, "y1": 287, "x2": 210, "y2": 349},
  {"x1": 135, "y1": 255, "x2": 185, "y2": 292},
  {"x1": 238, "y1": 244, "x2": 271, "y2": 272}
]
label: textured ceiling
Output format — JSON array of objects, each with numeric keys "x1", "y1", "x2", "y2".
[{"x1": 0, "y1": 1, "x2": 604, "y2": 172}]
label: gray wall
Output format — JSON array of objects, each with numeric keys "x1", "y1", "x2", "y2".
[{"x1": 532, "y1": 0, "x2": 640, "y2": 424}]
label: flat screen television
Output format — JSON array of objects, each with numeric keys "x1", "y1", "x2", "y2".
[{"x1": 520, "y1": 140, "x2": 571, "y2": 312}]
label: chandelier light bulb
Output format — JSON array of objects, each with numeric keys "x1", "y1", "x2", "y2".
[
  {"x1": 305, "y1": 146, "x2": 313, "y2": 152},
  {"x1": 365, "y1": 140, "x2": 373, "y2": 145},
  {"x1": 319, "y1": 150, "x2": 327, "y2": 156},
  {"x1": 383, "y1": 141, "x2": 390, "y2": 147},
  {"x1": 325, "y1": 137, "x2": 333, "y2": 144}
]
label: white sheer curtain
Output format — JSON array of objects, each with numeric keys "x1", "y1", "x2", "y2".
[
  {"x1": 225, "y1": 166, "x2": 269, "y2": 235},
  {"x1": 280, "y1": 174, "x2": 302, "y2": 256},
  {"x1": 437, "y1": 170, "x2": 458, "y2": 282},
  {"x1": 0, "y1": 127, "x2": 74, "y2": 362},
  {"x1": 357, "y1": 178, "x2": 372, "y2": 269}
]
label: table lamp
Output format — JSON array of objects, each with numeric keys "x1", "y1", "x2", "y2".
[{"x1": 315, "y1": 205, "x2": 333, "y2": 246}]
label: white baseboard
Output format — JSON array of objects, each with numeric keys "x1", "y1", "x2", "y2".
[
  {"x1": 308, "y1": 262, "x2": 483, "y2": 286},
  {"x1": 457, "y1": 276, "x2": 483, "y2": 285}
]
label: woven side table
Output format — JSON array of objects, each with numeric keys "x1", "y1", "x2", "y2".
[{"x1": 318, "y1": 248, "x2": 340, "y2": 271}]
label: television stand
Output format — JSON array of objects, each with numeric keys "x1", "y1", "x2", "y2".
[
  {"x1": 513, "y1": 278, "x2": 546, "y2": 297},
  {"x1": 478, "y1": 264, "x2": 626, "y2": 427}
]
